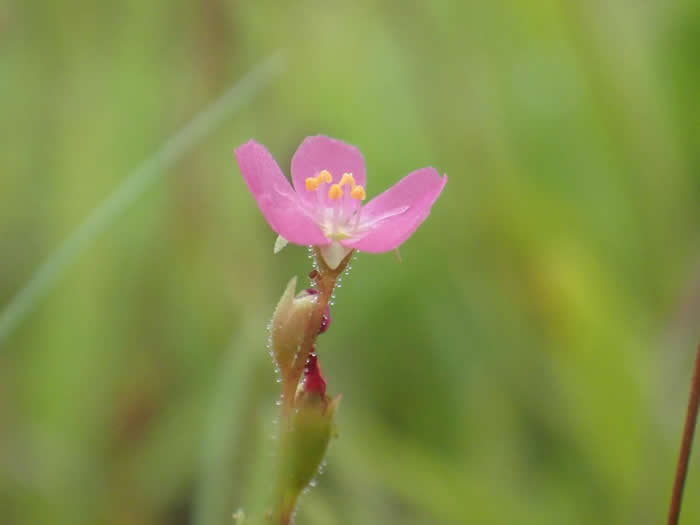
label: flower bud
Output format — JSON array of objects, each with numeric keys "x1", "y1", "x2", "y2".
[
  {"x1": 276, "y1": 355, "x2": 340, "y2": 519},
  {"x1": 281, "y1": 391, "x2": 340, "y2": 493},
  {"x1": 300, "y1": 351, "x2": 327, "y2": 395},
  {"x1": 270, "y1": 277, "x2": 316, "y2": 378}
]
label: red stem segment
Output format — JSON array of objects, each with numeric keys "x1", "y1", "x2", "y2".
[{"x1": 667, "y1": 343, "x2": 700, "y2": 525}]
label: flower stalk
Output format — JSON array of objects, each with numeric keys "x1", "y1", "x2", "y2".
[
  {"x1": 279, "y1": 248, "x2": 352, "y2": 420},
  {"x1": 263, "y1": 249, "x2": 352, "y2": 524}
]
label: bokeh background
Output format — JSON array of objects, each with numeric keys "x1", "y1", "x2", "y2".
[{"x1": 2, "y1": 1, "x2": 700, "y2": 524}]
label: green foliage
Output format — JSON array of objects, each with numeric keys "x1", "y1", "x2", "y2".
[{"x1": 1, "y1": 1, "x2": 699, "y2": 524}]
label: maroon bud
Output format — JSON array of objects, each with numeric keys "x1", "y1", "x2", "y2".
[{"x1": 304, "y1": 351, "x2": 327, "y2": 395}]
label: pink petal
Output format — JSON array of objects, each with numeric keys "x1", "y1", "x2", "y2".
[
  {"x1": 291, "y1": 136, "x2": 367, "y2": 210},
  {"x1": 344, "y1": 168, "x2": 447, "y2": 253},
  {"x1": 235, "y1": 140, "x2": 328, "y2": 245}
]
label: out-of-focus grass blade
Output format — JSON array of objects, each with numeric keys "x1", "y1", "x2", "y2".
[
  {"x1": 192, "y1": 322, "x2": 267, "y2": 525},
  {"x1": 0, "y1": 52, "x2": 285, "y2": 346},
  {"x1": 238, "y1": 405, "x2": 281, "y2": 523}
]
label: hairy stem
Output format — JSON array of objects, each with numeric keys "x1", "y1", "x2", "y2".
[
  {"x1": 280, "y1": 249, "x2": 353, "y2": 421},
  {"x1": 273, "y1": 249, "x2": 353, "y2": 525}
]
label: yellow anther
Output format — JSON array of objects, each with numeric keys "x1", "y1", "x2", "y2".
[
  {"x1": 351, "y1": 185, "x2": 366, "y2": 200},
  {"x1": 306, "y1": 170, "x2": 333, "y2": 191},
  {"x1": 306, "y1": 177, "x2": 321, "y2": 191},
  {"x1": 328, "y1": 184, "x2": 344, "y2": 200},
  {"x1": 339, "y1": 173, "x2": 356, "y2": 188}
]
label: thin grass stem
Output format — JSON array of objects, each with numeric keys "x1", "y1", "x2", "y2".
[{"x1": 667, "y1": 343, "x2": 700, "y2": 525}]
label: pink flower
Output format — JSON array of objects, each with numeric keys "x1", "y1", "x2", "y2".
[{"x1": 235, "y1": 135, "x2": 447, "y2": 268}]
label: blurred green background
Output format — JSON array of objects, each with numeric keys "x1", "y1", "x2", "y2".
[{"x1": 2, "y1": 1, "x2": 700, "y2": 524}]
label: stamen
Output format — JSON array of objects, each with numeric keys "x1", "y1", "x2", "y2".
[
  {"x1": 328, "y1": 184, "x2": 344, "y2": 200},
  {"x1": 351, "y1": 185, "x2": 366, "y2": 200},
  {"x1": 339, "y1": 173, "x2": 356, "y2": 189},
  {"x1": 305, "y1": 170, "x2": 333, "y2": 192}
]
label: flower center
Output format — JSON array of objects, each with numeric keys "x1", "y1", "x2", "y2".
[{"x1": 304, "y1": 170, "x2": 367, "y2": 240}]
